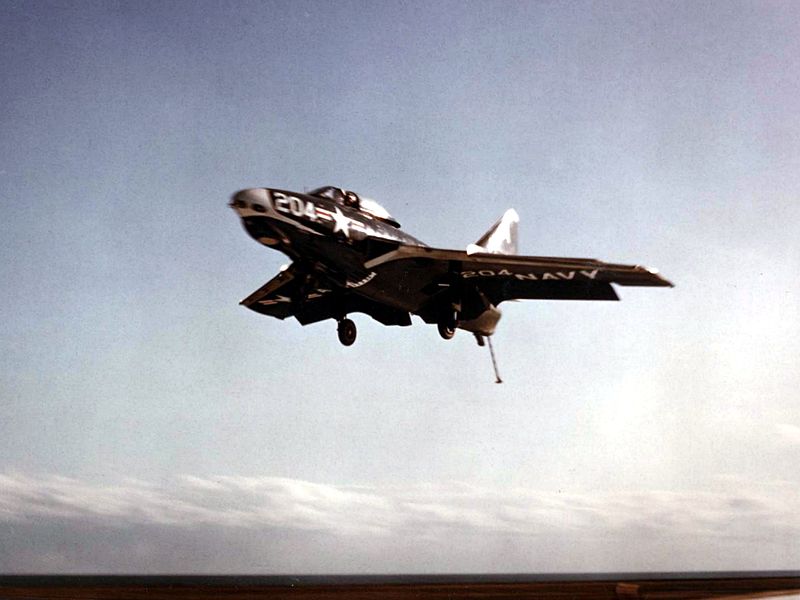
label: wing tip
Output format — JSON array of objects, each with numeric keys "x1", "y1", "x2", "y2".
[{"x1": 643, "y1": 265, "x2": 674, "y2": 287}]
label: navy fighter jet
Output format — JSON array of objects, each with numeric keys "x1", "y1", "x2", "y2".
[{"x1": 230, "y1": 186, "x2": 672, "y2": 380}]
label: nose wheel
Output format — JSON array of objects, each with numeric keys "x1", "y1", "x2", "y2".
[{"x1": 337, "y1": 318, "x2": 357, "y2": 346}]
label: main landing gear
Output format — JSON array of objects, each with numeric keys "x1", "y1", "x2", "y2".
[
  {"x1": 337, "y1": 317, "x2": 357, "y2": 346},
  {"x1": 437, "y1": 312, "x2": 457, "y2": 340},
  {"x1": 437, "y1": 320, "x2": 456, "y2": 340}
]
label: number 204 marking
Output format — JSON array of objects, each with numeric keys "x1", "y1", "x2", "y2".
[{"x1": 272, "y1": 192, "x2": 318, "y2": 221}]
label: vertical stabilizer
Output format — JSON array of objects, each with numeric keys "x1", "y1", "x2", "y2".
[{"x1": 466, "y1": 208, "x2": 519, "y2": 255}]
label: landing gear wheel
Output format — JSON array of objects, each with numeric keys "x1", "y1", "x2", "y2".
[
  {"x1": 437, "y1": 319, "x2": 456, "y2": 340},
  {"x1": 337, "y1": 318, "x2": 357, "y2": 346}
]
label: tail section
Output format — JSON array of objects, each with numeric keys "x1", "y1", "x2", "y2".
[{"x1": 466, "y1": 208, "x2": 519, "y2": 255}]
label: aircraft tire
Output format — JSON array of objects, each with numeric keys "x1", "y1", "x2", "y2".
[
  {"x1": 437, "y1": 320, "x2": 456, "y2": 340},
  {"x1": 337, "y1": 318, "x2": 357, "y2": 346}
]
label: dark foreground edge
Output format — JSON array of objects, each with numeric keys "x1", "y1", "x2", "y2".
[{"x1": 1, "y1": 572, "x2": 799, "y2": 600}]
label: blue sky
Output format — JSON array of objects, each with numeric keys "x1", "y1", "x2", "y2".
[{"x1": 1, "y1": 0, "x2": 799, "y2": 573}]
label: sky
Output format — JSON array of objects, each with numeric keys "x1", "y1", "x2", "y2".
[{"x1": 1, "y1": 0, "x2": 799, "y2": 573}]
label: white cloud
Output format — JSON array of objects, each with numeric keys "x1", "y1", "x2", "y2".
[
  {"x1": 776, "y1": 423, "x2": 800, "y2": 446},
  {"x1": 1, "y1": 472, "x2": 799, "y2": 572},
  {"x1": 1, "y1": 472, "x2": 799, "y2": 539}
]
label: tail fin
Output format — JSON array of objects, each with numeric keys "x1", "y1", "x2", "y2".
[{"x1": 466, "y1": 208, "x2": 519, "y2": 255}]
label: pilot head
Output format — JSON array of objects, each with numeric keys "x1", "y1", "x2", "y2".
[{"x1": 344, "y1": 191, "x2": 359, "y2": 209}]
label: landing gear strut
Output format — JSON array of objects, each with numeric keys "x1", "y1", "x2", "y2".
[{"x1": 337, "y1": 318, "x2": 357, "y2": 346}]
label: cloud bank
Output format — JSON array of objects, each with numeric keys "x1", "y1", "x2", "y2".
[
  {"x1": 776, "y1": 424, "x2": 800, "y2": 446},
  {"x1": 1, "y1": 473, "x2": 798, "y2": 573}
]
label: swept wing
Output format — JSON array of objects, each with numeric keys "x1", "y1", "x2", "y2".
[
  {"x1": 364, "y1": 245, "x2": 672, "y2": 322},
  {"x1": 240, "y1": 263, "x2": 412, "y2": 327}
]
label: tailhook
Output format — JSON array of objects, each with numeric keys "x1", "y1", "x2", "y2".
[{"x1": 474, "y1": 334, "x2": 503, "y2": 384}]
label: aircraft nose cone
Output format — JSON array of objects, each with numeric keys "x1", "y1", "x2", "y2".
[
  {"x1": 229, "y1": 188, "x2": 269, "y2": 211},
  {"x1": 229, "y1": 189, "x2": 250, "y2": 209}
]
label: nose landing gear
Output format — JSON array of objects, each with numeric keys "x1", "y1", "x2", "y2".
[{"x1": 337, "y1": 318, "x2": 357, "y2": 346}]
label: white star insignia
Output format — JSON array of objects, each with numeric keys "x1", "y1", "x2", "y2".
[{"x1": 331, "y1": 207, "x2": 351, "y2": 238}]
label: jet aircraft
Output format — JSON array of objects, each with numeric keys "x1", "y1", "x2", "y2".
[{"x1": 230, "y1": 186, "x2": 672, "y2": 380}]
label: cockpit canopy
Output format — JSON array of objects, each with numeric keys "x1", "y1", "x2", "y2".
[{"x1": 307, "y1": 186, "x2": 401, "y2": 228}]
